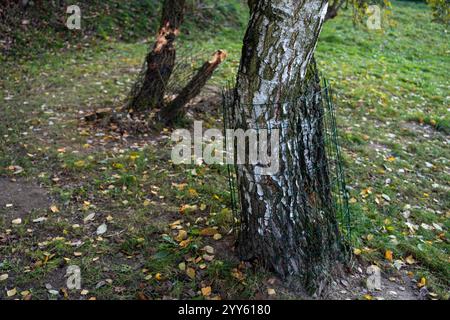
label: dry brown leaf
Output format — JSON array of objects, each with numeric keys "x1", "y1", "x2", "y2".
[
  {"x1": 201, "y1": 286, "x2": 212, "y2": 296},
  {"x1": 200, "y1": 228, "x2": 218, "y2": 236}
]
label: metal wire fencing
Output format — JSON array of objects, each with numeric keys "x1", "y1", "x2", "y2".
[{"x1": 221, "y1": 78, "x2": 352, "y2": 241}]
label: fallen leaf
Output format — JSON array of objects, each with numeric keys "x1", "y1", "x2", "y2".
[
  {"x1": 200, "y1": 228, "x2": 218, "y2": 236},
  {"x1": 12, "y1": 218, "x2": 22, "y2": 225},
  {"x1": 267, "y1": 288, "x2": 276, "y2": 296},
  {"x1": 353, "y1": 248, "x2": 362, "y2": 255},
  {"x1": 393, "y1": 260, "x2": 405, "y2": 270},
  {"x1": 175, "y1": 230, "x2": 188, "y2": 241},
  {"x1": 418, "y1": 277, "x2": 426, "y2": 288},
  {"x1": 74, "y1": 160, "x2": 86, "y2": 168},
  {"x1": 50, "y1": 205, "x2": 60, "y2": 213},
  {"x1": 385, "y1": 250, "x2": 393, "y2": 262},
  {"x1": 179, "y1": 239, "x2": 191, "y2": 248},
  {"x1": 188, "y1": 188, "x2": 198, "y2": 197},
  {"x1": 6, "y1": 288, "x2": 17, "y2": 297},
  {"x1": 201, "y1": 286, "x2": 212, "y2": 297},
  {"x1": 80, "y1": 289, "x2": 89, "y2": 295},
  {"x1": 186, "y1": 268, "x2": 196, "y2": 279},
  {"x1": 83, "y1": 213, "x2": 95, "y2": 223},
  {"x1": 96, "y1": 223, "x2": 107, "y2": 235},
  {"x1": 20, "y1": 290, "x2": 30, "y2": 297},
  {"x1": 405, "y1": 255, "x2": 415, "y2": 265},
  {"x1": 203, "y1": 254, "x2": 214, "y2": 262},
  {"x1": 0, "y1": 274, "x2": 8, "y2": 281},
  {"x1": 202, "y1": 245, "x2": 215, "y2": 254},
  {"x1": 179, "y1": 204, "x2": 198, "y2": 214},
  {"x1": 213, "y1": 233, "x2": 223, "y2": 240}
]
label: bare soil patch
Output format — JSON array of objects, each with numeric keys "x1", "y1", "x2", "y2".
[{"x1": 0, "y1": 177, "x2": 50, "y2": 219}]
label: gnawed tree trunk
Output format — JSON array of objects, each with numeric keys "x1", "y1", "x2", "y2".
[
  {"x1": 127, "y1": 0, "x2": 185, "y2": 112},
  {"x1": 232, "y1": 0, "x2": 346, "y2": 295},
  {"x1": 158, "y1": 50, "x2": 227, "y2": 123}
]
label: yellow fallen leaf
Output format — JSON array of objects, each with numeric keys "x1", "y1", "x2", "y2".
[
  {"x1": 112, "y1": 163, "x2": 124, "y2": 169},
  {"x1": 267, "y1": 288, "x2": 276, "y2": 296},
  {"x1": 201, "y1": 286, "x2": 212, "y2": 297},
  {"x1": 179, "y1": 204, "x2": 198, "y2": 214},
  {"x1": 80, "y1": 289, "x2": 89, "y2": 295},
  {"x1": 178, "y1": 262, "x2": 186, "y2": 271},
  {"x1": 349, "y1": 197, "x2": 357, "y2": 204},
  {"x1": 155, "y1": 273, "x2": 163, "y2": 281},
  {"x1": 6, "y1": 288, "x2": 17, "y2": 297},
  {"x1": 418, "y1": 277, "x2": 426, "y2": 288},
  {"x1": 175, "y1": 230, "x2": 188, "y2": 242},
  {"x1": 143, "y1": 199, "x2": 151, "y2": 207},
  {"x1": 405, "y1": 255, "x2": 415, "y2": 265},
  {"x1": 385, "y1": 250, "x2": 393, "y2": 262},
  {"x1": 186, "y1": 268, "x2": 196, "y2": 279},
  {"x1": 20, "y1": 290, "x2": 30, "y2": 296},
  {"x1": 200, "y1": 228, "x2": 218, "y2": 236},
  {"x1": 363, "y1": 294, "x2": 373, "y2": 300},
  {"x1": 179, "y1": 239, "x2": 191, "y2": 248},
  {"x1": 213, "y1": 233, "x2": 223, "y2": 240},
  {"x1": 188, "y1": 188, "x2": 198, "y2": 197},
  {"x1": 231, "y1": 269, "x2": 245, "y2": 281},
  {"x1": 386, "y1": 156, "x2": 396, "y2": 162},
  {"x1": 170, "y1": 220, "x2": 182, "y2": 227},
  {"x1": 353, "y1": 248, "x2": 362, "y2": 255},
  {"x1": 50, "y1": 205, "x2": 60, "y2": 213},
  {"x1": 74, "y1": 160, "x2": 86, "y2": 168},
  {"x1": 0, "y1": 274, "x2": 8, "y2": 281}
]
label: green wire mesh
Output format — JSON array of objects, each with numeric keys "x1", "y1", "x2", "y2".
[{"x1": 222, "y1": 78, "x2": 352, "y2": 241}]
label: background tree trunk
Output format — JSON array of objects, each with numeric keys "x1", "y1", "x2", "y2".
[
  {"x1": 232, "y1": 0, "x2": 346, "y2": 295},
  {"x1": 127, "y1": 0, "x2": 185, "y2": 113}
]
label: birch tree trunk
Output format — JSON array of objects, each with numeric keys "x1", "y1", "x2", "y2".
[{"x1": 232, "y1": 0, "x2": 346, "y2": 295}]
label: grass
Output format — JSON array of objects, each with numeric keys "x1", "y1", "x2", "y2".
[{"x1": 0, "y1": 1, "x2": 448, "y2": 300}]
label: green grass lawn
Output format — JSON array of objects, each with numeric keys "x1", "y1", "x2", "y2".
[{"x1": 0, "y1": 1, "x2": 448, "y2": 300}]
